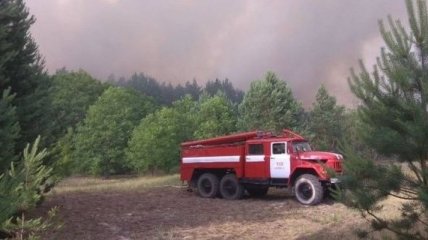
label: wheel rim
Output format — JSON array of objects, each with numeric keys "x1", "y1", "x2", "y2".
[
  {"x1": 201, "y1": 179, "x2": 212, "y2": 194},
  {"x1": 297, "y1": 182, "x2": 313, "y2": 200},
  {"x1": 223, "y1": 180, "x2": 236, "y2": 195}
]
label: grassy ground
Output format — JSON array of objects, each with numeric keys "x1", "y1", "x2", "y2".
[
  {"x1": 52, "y1": 174, "x2": 180, "y2": 194},
  {"x1": 34, "y1": 175, "x2": 402, "y2": 240}
]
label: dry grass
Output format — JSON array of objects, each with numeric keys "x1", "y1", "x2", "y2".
[
  {"x1": 37, "y1": 174, "x2": 412, "y2": 240},
  {"x1": 159, "y1": 201, "x2": 364, "y2": 240},
  {"x1": 52, "y1": 174, "x2": 181, "y2": 194},
  {"x1": 38, "y1": 175, "x2": 367, "y2": 240}
]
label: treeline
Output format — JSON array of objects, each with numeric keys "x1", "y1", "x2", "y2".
[
  {"x1": 53, "y1": 71, "x2": 247, "y2": 176},
  {"x1": 1, "y1": 53, "x2": 365, "y2": 179},
  {"x1": 0, "y1": 0, "x2": 371, "y2": 237},
  {"x1": 109, "y1": 73, "x2": 244, "y2": 105},
  {"x1": 0, "y1": 0, "x2": 59, "y2": 237},
  {"x1": 0, "y1": 37, "x2": 369, "y2": 180},
  {"x1": 1, "y1": 0, "x2": 426, "y2": 238},
  {"x1": 51, "y1": 70, "x2": 368, "y2": 176}
]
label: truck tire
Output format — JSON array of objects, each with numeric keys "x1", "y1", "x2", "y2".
[
  {"x1": 220, "y1": 174, "x2": 244, "y2": 200},
  {"x1": 246, "y1": 186, "x2": 269, "y2": 197},
  {"x1": 197, "y1": 173, "x2": 219, "y2": 198},
  {"x1": 294, "y1": 174, "x2": 324, "y2": 205}
]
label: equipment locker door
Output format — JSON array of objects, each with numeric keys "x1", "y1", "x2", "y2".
[
  {"x1": 244, "y1": 143, "x2": 267, "y2": 178},
  {"x1": 270, "y1": 142, "x2": 290, "y2": 178}
]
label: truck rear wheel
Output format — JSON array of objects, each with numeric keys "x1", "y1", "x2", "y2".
[
  {"x1": 197, "y1": 173, "x2": 219, "y2": 198},
  {"x1": 220, "y1": 174, "x2": 244, "y2": 200},
  {"x1": 246, "y1": 186, "x2": 269, "y2": 197},
  {"x1": 294, "y1": 174, "x2": 324, "y2": 205}
]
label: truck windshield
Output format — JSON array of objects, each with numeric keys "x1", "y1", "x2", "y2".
[{"x1": 293, "y1": 141, "x2": 312, "y2": 152}]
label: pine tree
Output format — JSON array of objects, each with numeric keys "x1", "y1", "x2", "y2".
[
  {"x1": 308, "y1": 85, "x2": 345, "y2": 151},
  {"x1": 0, "y1": 88, "x2": 20, "y2": 172},
  {"x1": 0, "y1": 0, "x2": 49, "y2": 149},
  {"x1": 341, "y1": 110, "x2": 379, "y2": 160},
  {"x1": 337, "y1": 1, "x2": 428, "y2": 238},
  {"x1": 204, "y1": 78, "x2": 244, "y2": 104},
  {"x1": 238, "y1": 72, "x2": 302, "y2": 132},
  {"x1": 0, "y1": 2, "x2": 55, "y2": 238},
  {"x1": 184, "y1": 79, "x2": 202, "y2": 100},
  {"x1": 0, "y1": 136, "x2": 52, "y2": 238}
]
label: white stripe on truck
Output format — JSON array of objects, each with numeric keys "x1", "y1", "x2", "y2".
[
  {"x1": 245, "y1": 155, "x2": 265, "y2": 162},
  {"x1": 182, "y1": 155, "x2": 240, "y2": 163}
]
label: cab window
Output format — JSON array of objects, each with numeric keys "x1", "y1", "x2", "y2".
[
  {"x1": 272, "y1": 143, "x2": 286, "y2": 154},
  {"x1": 249, "y1": 144, "x2": 264, "y2": 155},
  {"x1": 292, "y1": 141, "x2": 312, "y2": 152}
]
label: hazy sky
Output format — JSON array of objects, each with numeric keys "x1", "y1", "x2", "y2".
[{"x1": 26, "y1": 0, "x2": 407, "y2": 106}]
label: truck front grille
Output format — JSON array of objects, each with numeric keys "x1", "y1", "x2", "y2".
[{"x1": 334, "y1": 161, "x2": 342, "y2": 172}]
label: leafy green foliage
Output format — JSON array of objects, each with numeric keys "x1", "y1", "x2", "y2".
[
  {"x1": 337, "y1": 1, "x2": 428, "y2": 238},
  {"x1": 238, "y1": 71, "x2": 302, "y2": 132},
  {"x1": 126, "y1": 96, "x2": 197, "y2": 174},
  {"x1": 46, "y1": 70, "x2": 108, "y2": 171},
  {"x1": 72, "y1": 87, "x2": 154, "y2": 176},
  {"x1": 48, "y1": 70, "x2": 108, "y2": 141},
  {"x1": 194, "y1": 93, "x2": 237, "y2": 139},
  {"x1": 308, "y1": 85, "x2": 345, "y2": 151},
  {"x1": 52, "y1": 128, "x2": 74, "y2": 177}
]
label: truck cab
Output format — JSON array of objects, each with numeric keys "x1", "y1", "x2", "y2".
[{"x1": 180, "y1": 130, "x2": 342, "y2": 205}]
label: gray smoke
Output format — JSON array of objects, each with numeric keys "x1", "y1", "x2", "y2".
[{"x1": 27, "y1": 0, "x2": 406, "y2": 107}]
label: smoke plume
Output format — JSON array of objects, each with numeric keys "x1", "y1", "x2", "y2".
[{"x1": 27, "y1": 0, "x2": 406, "y2": 106}]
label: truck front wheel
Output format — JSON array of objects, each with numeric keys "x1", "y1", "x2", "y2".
[
  {"x1": 220, "y1": 174, "x2": 244, "y2": 200},
  {"x1": 294, "y1": 174, "x2": 324, "y2": 205},
  {"x1": 197, "y1": 173, "x2": 219, "y2": 198}
]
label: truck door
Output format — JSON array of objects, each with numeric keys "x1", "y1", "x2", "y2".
[
  {"x1": 270, "y1": 142, "x2": 291, "y2": 178},
  {"x1": 244, "y1": 143, "x2": 267, "y2": 178}
]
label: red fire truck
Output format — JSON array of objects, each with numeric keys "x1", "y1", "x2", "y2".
[{"x1": 180, "y1": 129, "x2": 343, "y2": 205}]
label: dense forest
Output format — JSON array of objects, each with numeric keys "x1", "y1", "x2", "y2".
[
  {"x1": 2, "y1": 0, "x2": 428, "y2": 239},
  {"x1": 0, "y1": 1, "x2": 360, "y2": 236}
]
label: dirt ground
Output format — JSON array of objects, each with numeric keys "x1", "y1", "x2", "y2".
[{"x1": 32, "y1": 177, "x2": 368, "y2": 240}]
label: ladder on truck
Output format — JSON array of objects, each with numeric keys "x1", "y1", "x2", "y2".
[
  {"x1": 181, "y1": 129, "x2": 304, "y2": 148},
  {"x1": 181, "y1": 131, "x2": 272, "y2": 147}
]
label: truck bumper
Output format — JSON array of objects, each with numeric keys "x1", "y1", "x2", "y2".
[{"x1": 330, "y1": 178, "x2": 340, "y2": 184}]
